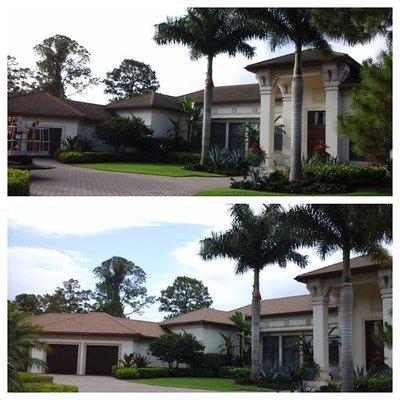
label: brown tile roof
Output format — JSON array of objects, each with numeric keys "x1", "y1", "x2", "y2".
[
  {"x1": 107, "y1": 92, "x2": 183, "y2": 112},
  {"x1": 232, "y1": 294, "x2": 313, "y2": 317},
  {"x1": 246, "y1": 48, "x2": 361, "y2": 72},
  {"x1": 8, "y1": 91, "x2": 113, "y2": 121},
  {"x1": 160, "y1": 308, "x2": 235, "y2": 327},
  {"x1": 28, "y1": 312, "x2": 166, "y2": 338},
  {"x1": 295, "y1": 255, "x2": 391, "y2": 282}
]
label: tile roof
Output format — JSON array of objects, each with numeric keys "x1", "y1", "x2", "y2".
[
  {"x1": 28, "y1": 312, "x2": 166, "y2": 338},
  {"x1": 8, "y1": 91, "x2": 113, "y2": 121},
  {"x1": 107, "y1": 92, "x2": 183, "y2": 112},
  {"x1": 295, "y1": 255, "x2": 391, "y2": 282},
  {"x1": 245, "y1": 48, "x2": 361, "y2": 72},
  {"x1": 160, "y1": 308, "x2": 235, "y2": 327}
]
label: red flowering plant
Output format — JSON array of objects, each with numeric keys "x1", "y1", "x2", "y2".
[
  {"x1": 311, "y1": 140, "x2": 330, "y2": 164},
  {"x1": 245, "y1": 142, "x2": 266, "y2": 167}
]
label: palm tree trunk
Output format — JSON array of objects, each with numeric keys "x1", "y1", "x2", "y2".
[
  {"x1": 200, "y1": 55, "x2": 214, "y2": 165},
  {"x1": 340, "y1": 245, "x2": 354, "y2": 391},
  {"x1": 251, "y1": 268, "x2": 261, "y2": 383},
  {"x1": 289, "y1": 42, "x2": 304, "y2": 181}
]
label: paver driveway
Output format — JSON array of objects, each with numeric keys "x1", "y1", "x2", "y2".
[
  {"x1": 51, "y1": 374, "x2": 206, "y2": 392},
  {"x1": 30, "y1": 158, "x2": 232, "y2": 196}
]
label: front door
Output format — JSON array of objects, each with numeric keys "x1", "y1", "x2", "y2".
[
  {"x1": 49, "y1": 128, "x2": 62, "y2": 156},
  {"x1": 307, "y1": 111, "x2": 326, "y2": 157},
  {"x1": 365, "y1": 320, "x2": 384, "y2": 370}
]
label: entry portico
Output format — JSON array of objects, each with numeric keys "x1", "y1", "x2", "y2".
[{"x1": 246, "y1": 49, "x2": 361, "y2": 167}]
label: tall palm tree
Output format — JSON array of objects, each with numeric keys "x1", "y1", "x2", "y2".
[
  {"x1": 8, "y1": 304, "x2": 49, "y2": 391},
  {"x1": 154, "y1": 8, "x2": 256, "y2": 165},
  {"x1": 285, "y1": 204, "x2": 392, "y2": 391},
  {"x1": 199, "y1": 204, "x2": 308, "y2": 382},
  {"x1": 239, "y1": 8, "x2": 383, "y2": 181}
]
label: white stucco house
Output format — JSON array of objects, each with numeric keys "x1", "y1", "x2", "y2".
[
  {"x1": 8, "y1": 48, "x2": 363, "y2": 163},
  {"x1": 28, "y1": 255, "x2": 392, "y2": 379}
]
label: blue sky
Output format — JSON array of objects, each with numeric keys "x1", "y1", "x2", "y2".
[
  {"x1": 6, "y1": 1, "x2": 388, "y2": 104},
  {"x1": 8, "y1": 198, "x2": 374, "y2": 322}
]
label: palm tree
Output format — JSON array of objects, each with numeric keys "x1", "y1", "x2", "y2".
[
  {"x1": 199, "y1": 204, "x2": 308, "y2": 383},
  {"x1": 239, "y1": 8, "x2": 383, "y2": 181},
  {"x1": 231, "y1": 311, "x2": 251, "y2": 365},
  {"x1": 181, "y1": 97, "x2": 201, "y2": 150},
  {"x1": 8, "y1": 304, "x2": 49, "y2": 391},
  {"x1": 285, "y1": 204, "x2": 392, "y2": 391},
  {"x1": 154, "y1": 8, "x2": 256, "y2": 165}
]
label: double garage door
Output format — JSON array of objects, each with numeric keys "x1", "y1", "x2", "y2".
[{"x1": 46, "y1": 344, "x2": 119, "y2": 375}]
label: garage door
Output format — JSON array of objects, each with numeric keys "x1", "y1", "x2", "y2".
[
  {"x1": 47, "y1": 344, "x2": 78, "y2": 374},
  {"x1": 85, "y1": 345, "x2": 119, "y2": 375}
]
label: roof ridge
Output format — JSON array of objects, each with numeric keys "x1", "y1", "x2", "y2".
[
  {"x1": 65, "y1": 98, "x2": 106, "y2": 107},
  {"x1": 35, "y1": 312, "x2": 86, "y2": 327},
  {"x1": 43, "y1": 92, "x2": 85, "y2": 117},
  {"x1": 104, "y1": 313, "x2": 140, "y2": 335}
]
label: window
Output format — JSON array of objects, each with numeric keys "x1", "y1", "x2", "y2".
[
  {"x1": 282, "y1": 336, "x2": 300, "y2": 370},
  {"x1": 274, "y1": 125, "x2": 284, "y2": 151},
  {"x1": 329, "y1": 336, "x2": 340, "y2": 367},
  {"x1": 263, "y1": 336, "x2": 279, "y2": 364},
  {"x1": 228, "y1": 122, "x2": 245, "y2": 153},
  {"x1": 210, "y1": 123, "x2": 226, "y2": 149}
]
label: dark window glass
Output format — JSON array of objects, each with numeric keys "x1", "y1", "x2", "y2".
[
  {"x1": 228, "y1": 122, "x2": 245, "y2": 153},
  {"x1": 210, "y1": 123, "x2": 226, "y2": 149},
  {"x1": 263, "y1": 336, "x2": 279, "y2": 364},
  {"x1": 274, "y1": 125, "x2": 284, "y2": 151},
  {"x1": 282, "y1": 336, "x2": 300, "y2": 371},
  {"x1": 329, "y1": 337, "x2": 340, "y2": 366}
]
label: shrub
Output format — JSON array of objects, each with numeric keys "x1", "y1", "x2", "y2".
[
  {"x1": 218, "y1": 366, "x2": 238, "y2": 379},
  {"x1": 18, "y1": 372, "x2": 53, "y2": 383},
  {"x1": 233, "y1": 367, "x2": 251, "y2": 385},
  {"x1": 165, "y1": 151, "x2": 200, "y2": 164},
  {"x1": 169, "y1": 368, "x2": 193, "y2": 377},
  {"x1": 21, "y1": 383, "x2": 78, "y2": 392},
  {"x1": 355, "y1": 374, "x2": 392, "y2": 392},
  {"x1": 112, "y1": 366, "x2": 139, "y2": 379},
  {"x1": 319, "y1": 381, "x2": 341, "y2": 392},
  {"x1": 8, "y1": 169, "x2": 31, "y2": 196},
  {"x1": 137, "y1": 368, "x2": 170, "y2": 379},
  {"x1": 193, "y1": 353, "x2": 226, "y2": 376},
  {"x1": 119, "y1": 353, "x2": 135, "y2": 367}
]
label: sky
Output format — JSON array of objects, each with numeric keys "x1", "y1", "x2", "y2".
[
  {"x1": 5, "y1": 1, "x2": 388, "y2": 104},
  {"x1": 8, "y1": 198, "x2": 387, "y2": 322}
]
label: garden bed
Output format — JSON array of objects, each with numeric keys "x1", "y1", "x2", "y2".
[{"x1": 8, "y1": 168, "x2": 31, "y2": 196}]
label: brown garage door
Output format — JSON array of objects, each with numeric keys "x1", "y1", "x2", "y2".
[
  {"x1": 47, "y1": 344, "x2": 78, "y2": 374},
  {"x1": 85, "y1": 345, "x2": 119, "y2": 375}
]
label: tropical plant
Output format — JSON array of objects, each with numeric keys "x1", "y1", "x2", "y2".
[
  {"x1": 154, "y1": 8, "x2": 256, "y2": 165},
  {"x1": 132, "y1": 353, "x2": 152, "y2": 368},
  {"x1": 181, "y1": 96, "x2": 201, "y2": 150},
  {"x1": 119, "y1": 353, "x2": 135, "y2": 368},
  {"x1": 167, "y1": 117, "x2": 185, "y2": 147},
  {"x1": 285, "y1": 204, "x2": 392, "y2": 391},
  {"x1": 239, "y1": 8, "x2": 386, "y2": 181},
  {"x1": 218, "y1": 332, "x2": 236, "y2": 361},
  {"x1": 231, "y1": 311, "x2": 251, "y2": 365},
  {"x1": 61, "y1": 135, "x2": 80, "y2": 151},
  {"x1": 199, "y1": 204, "x2": 308, "y2": 383},
  {"x1": 8, "y1": 305, "x2": 49, "y2": 391},
  {"x1": 373, "y1": 321, "x2": 392, "y2": 349},
  {"x1": 78, "y1": 137, "x2": 96, "y2": 152}
]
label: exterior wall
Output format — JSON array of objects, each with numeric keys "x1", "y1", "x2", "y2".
[
  {"x1": 210, "y1": 102, "x2": 261, "y2": 119},
  {"x1": 151, "y1": 110, "x2": 184, "y2": 138},
  {"x1": 77, "y1": 121, "x2": 111, "y2": 152},
  {"x1": 116, "y1": 110, "x2": 153, "y2": 126}
]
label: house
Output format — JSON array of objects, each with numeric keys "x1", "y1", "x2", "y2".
[
  {"x1": 8, "y1": 49, "x2": 362, "y2": 162},
  {"x1": 28, "y1": 255, "x2": 392, "y2": 378}
]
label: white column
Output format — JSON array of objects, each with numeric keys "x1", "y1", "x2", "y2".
[
  {"x1": 307, "y1": 281, "x2": 331, "y2": 380},
  {"x1": 378, "y1": 268, "x2": 392, "y2": 367},
  {"x1": 278, "y1": 83, "x2": 291, "y2": 165},
  {"x1": 29, "y1": 348, "x2": 46, "y2": 373},
  {"x1": 257, "y1": 73, "x2": 275, "y2": 167},
  {"x1": 323, "y1": 63, "x2": 340, "y2": 158}
]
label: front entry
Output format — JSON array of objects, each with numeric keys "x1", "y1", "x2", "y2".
[
  {"x1": 85, "y1": 345, "x2": 119, "y2": 375},
  {"x1": 307, "y1": 111, "x2": 326, "y2": 157},
  {"x1": 365, "y1": 320, "x2": 384, "y2": 370},
  {"x1": 49, "y1": 128, "x2": 62, "y2": 156}
]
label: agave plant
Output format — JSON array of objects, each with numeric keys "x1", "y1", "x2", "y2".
[
  {"x1": 119, "y1": 353, "x2": 135, "y2": 367},
  {"x1": 78, "y1": 137, "x2": 96, "y2": 152},
  {"x1": 133, "y1": 353, "x2": 152, "y2": 368},
  {"x1": 61, "y1": 135, "x2": 80, "y2": 151}
]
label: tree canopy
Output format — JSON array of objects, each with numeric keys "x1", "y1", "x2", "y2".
[
  {"x1": 158, "y1": 276, "x2": 213, "y2": 318},
  {"x1": 103, "y1": 59, "x2": 160, "y2": 102},
  {"x1": 7, "y1": 56, "x2": 36, "y2": 93}
]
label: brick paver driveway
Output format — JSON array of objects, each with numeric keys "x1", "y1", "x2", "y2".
[
  {"x1": 51, "y1": 374, "x2": 206, "y2": 392},
  {"x1": 30, "y1": 158, "x2": 232, "y2": 196}
]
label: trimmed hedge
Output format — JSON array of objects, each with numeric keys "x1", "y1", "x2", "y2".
[
  {"x1": 8, "y1": 168, "x2": 31, "y2": 196},
  {"x1": 56, "y1": 150, "x2": 200, "y2": 165},
  {"x1": 232, "y1": 368, "x2": 251, "y2": 385},
  {"x1": 18, "y1": 372, "x2": 53, "y2": 383},
  {"x1": 21, "y1": 383, "x2": 78, "y2": 392},
  {"x1": 112, "y1": 366, "x2": 139, "y2": 379},
  {"x1": 355, "y1": 374, "x2": 392, "y2": 392}
]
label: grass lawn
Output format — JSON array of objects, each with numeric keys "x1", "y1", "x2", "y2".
[
  {"x1": 74, "y1": 162, "x2": 224, "y2": 177},
  {"x1": 195, "y1": 186, "x2": 392, "y2": 196},
  {"x1": 132, "y1": 377, "x2": 272, "y2": 391}
]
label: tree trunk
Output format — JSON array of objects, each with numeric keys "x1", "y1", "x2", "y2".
[
  {"x1": 200, "y1": 55, "x2": 214, "y2": 165},
  {"x1": 289, "y1": 43, "x2": 304, "y2": 181},
  {"x1": 239, "y1": 335, "x2": 243, "y2": 366},
  {"x1": 251, "y1": 268, "x2": 261, "y2": 383},
  {"x1": 340, "y1": 246, "x2": 354, "y2": 391}
]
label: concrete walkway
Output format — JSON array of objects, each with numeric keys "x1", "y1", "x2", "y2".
[
  {"x1": 30, "y1": 158, "x2": 232, "y2": 196},
  {"x1": 52, "y1": 374, "x2": 206, "y2": 392}
]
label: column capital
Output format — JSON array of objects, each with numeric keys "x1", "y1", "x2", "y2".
[
  {"x1": 306, "y1": 279, "x2": 332, "y2": 300},
  {"x1": 378, "y1": 268, "x2": 392, "y2": 295}
]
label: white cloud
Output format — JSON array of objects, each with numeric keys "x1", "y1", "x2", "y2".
[{"x1": 8, "y1": 246, "x2": 93, "y2": 298}]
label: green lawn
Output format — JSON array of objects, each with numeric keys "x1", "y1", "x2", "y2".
[
  {"x1": 195, "y1": 186, "x2": 392, "y2": 196},
  {"x1": 74, "y1": 163, "x2": 224, "y2": 177},
  {"x1": 132, "y1": 377, "x2": 271, "y2": 391}
]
